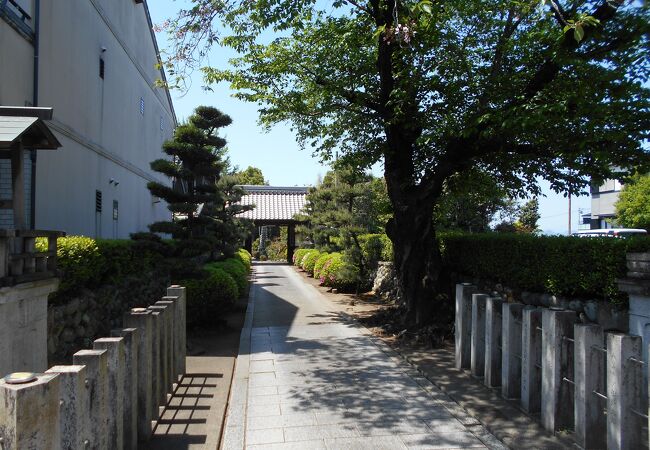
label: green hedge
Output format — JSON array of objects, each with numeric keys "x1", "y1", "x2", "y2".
[
  {"x1": 180, "y1": 268, "x2": 238, "y2": 328},
  {"x1": 301, "y1": 250, "x2": 321, "y2": 274},
  {"x1": 313, "y1": 252, "x2": 331, "y2": 279},
  {"x1": 234, "y1": 249, "x2": 252, "y2": 271},
  {"x1": 440, "y1": 233, "x2": 650, "y2": 301},
  {"x1": 205, "y1": 258, "x2": 248, "y2": 297},
  {"x1": 358, "y1": 233, "x2": 393, "y2": 262},
  {"x1": 293, "y1": 248, "x2": 311, "y2": 266}
]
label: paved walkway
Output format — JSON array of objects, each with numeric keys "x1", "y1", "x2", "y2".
[{"x1": 222, "y1": 263, "x2": 506, "y2": 449}]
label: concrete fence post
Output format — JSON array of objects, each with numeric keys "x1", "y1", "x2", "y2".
[
  {"x1": 167, "y1": 285, "x2": 187, "y2": 379},
  {"x1": 607, "y1": 333, "x2": 645, "y2": 450},
  {"x1": 521, "y1": 307, "x2": 543, "y2": 413},
  {"x1": 123, "y1": 308, "x2": 153, "y2": 442},
  {"x1": 484, "y1": 297, "x2": 503, "y2": 388},
  {"x1": 148, "y1": 309, "x2": 163, "y2": 415},
  {"x1": 149, "y1": 304, "x2": 171, "y2": 406},
  {"x1": 45, "y1": 365, "x2": 89, "y2": 450},
  {"x1": 94, "y1": 337, "x2": 125, "y2": 450},
  {"x1": 0, "y1": 373, "x2": 61, "y2": 450},
  {"x1": 112, "y1": 328, "x2": 139, "y2": 450},
  {"x1": 574, "y1": 324, "x2": 606, "y2": 450},
  {"x1": 541, "y1": 309, "x2": 576, "y2": 433},
  {"x1": 471, "y1": 293, "x2": 489, "y2": 378},
  {"x1": 455, "y1": 283, "x2": 477, "y2": 370},
  {"x1": 73, "y1": 349, "x2": 109, "y2": 450},
  {"x1": 157, "y1": 298, "x2": 176, "y2": 393},
  {"x1": 501, "y1": 302, "x2": 524, "y2": 399}
]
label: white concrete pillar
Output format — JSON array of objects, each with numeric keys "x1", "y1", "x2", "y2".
[
  {"x1": 541, "y1": 309, "x2": 576, "y2": 433},
  {"x1": 148, "y1": 309, "x2": 163, "y2": 415},
  {"x1": 484, "y1": 297, "x2": 503, "y2": 388},
  {"x1": 111, "y1": 328, "x2": 139, "y2": 450},
  {"x1": 73, "y1": 349, "x2": 109, "y2": 450},
  {"x1": 123, "y1": 309, "x2": 153, "y2": 441},
  {"x1": 167, "y1": 285, "x2": 187, "y2": 379},
  {"x1": 501, "y1": 303, "x2": 524, "y2": 399},
  {"x1": 471, "y1": 293, "x2": 488, "y2": 378},
  {"x1": 157, "y1": 298, "x2": 176, "y2": 393},
  {"x1": 574, "y1": 324, "x2": 606, "y2": 450},
  {"x1": 148, "y1": 304, "x2": 170, "y2": 405},
  {"x1": 455, "y1": 283, "x2": 477, "y2": 370},
  {"x1": 607, "y1": 333, "x2": 645, "y2": 450},
  {"x1": 94, "y1": 337, "x2": 125, "y2": 450},
  {"x1": 0, "y1": 373, "x2": 61, "y2": 450},
  {"x1": 521, "y1": 307, "x2": 543, "y2": 413},
  {"x1": 45, "y1": 365, "x2": 89, "y2": 450}
]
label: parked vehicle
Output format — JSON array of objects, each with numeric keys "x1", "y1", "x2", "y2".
[{"x1": 572, "y1": 228, "x2": 648, "y2": 238}]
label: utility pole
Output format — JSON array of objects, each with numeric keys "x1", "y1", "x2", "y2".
[{"x1": 568, "y1": 192, "x2": 572, "y2": 235}]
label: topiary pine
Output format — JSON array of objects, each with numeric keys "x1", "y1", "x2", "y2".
[{"x1": 147, "y1": 106, "x2": 240, "y2": 257}]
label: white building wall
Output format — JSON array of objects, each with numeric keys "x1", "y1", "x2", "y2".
[{"x1": 0, "y1": 0, "x2": 175, "y2": 238}]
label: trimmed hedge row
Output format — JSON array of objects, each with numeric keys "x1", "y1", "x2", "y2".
[
  {"x1": 293, "y1": 249, "x2": 357, "y2": 292},
  {"x1": 440, "y1": 233, "x2": 650, "y2": 301}
]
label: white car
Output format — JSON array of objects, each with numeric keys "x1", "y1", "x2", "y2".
[{"x1": 572, "y1": 228, "x2": 648, "y2": 238}]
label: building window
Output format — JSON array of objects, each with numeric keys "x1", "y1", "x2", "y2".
[
  {"x1": 139, "y1": 97, "x2": 145, "y2": 116},
  {"x1": 99, "y1": 58, "x2": 105, "y2": 79},
  {"x1": 160, "y1": 116, "x2": 164, "y2": 131},
  {"x1": 113, "y1": 200, "x2": 119, "y2": 220},
  {"x1": 95, "y1": 190, "x2": 102, "y2": 213}
]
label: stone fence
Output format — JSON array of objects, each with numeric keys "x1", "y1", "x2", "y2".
[
  {"x1": 455, "y1": 252, "x2": 650, "y2": 449},
  {"x1": 0, "y1": 285, "x2": 187, "y2": 450}
]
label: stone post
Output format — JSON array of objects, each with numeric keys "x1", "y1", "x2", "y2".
[
  {"x1": 73, "y1": 349, "x2": 109, "y2": 450},
  {"x1": 167, "y1": 285, "x2": 187, "y2": 379},
  {"x1": 501, "y1": 302, "x2": 524, "y2": 399},
  {"x1": 148, "y1": 309, "x2": 163, "y2": 414},
  {"x1": 0, "y1": 373, "x2": 60, "y2": 450},
  {"x1": 94, "y1": 337, "x2": 125, "y2": 450},
  {"x1": 521, "y1": 307, "x2": 543, "y2": 413},
  {"x1": 541, "y1": 309, "x2": 576, "y2": 433},
  {"x1": 45, "y1": 365, "x2": 89, "y2": 450},
  {"x1": 112, "y1": 328, "x2": 139, "y2": 450},
  {"x1": 574, "y1": 324, "x2": 606, "y2": 450},
  {"x1": 484, "y1": 297, "x2": 503, "y2": 388},
  {"x1": 607, "y1": 333, "x2": 644, "y2": 450},
  {"x1": 123, "y1": 308, "x2": 153, "y2": 441},
  {"x1": 455, "y1": 283, "x2": 477, "y2": 370},
  {"x1": 471, "y1": 293, "x2": 488, "y2": 378},
  {"x1": 157, "y1": 298, "x2": 176, "y2": 393},
  {"x1": 148, "y1": 304, "x2": 170, "y2": 405}
]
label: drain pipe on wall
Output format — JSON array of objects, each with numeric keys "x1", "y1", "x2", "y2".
[{"x1": 30, "y1": 0, "x2": 40, "y2": 229}]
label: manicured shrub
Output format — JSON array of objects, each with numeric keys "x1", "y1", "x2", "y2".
[
  {"x1": 301, "y1": 250, "x2": 321, "y2": 274},
  {"x1": 293, "y1": 248, "x2": 310, "y2": 266},
  {"x1": 205, "y1": 257, "x2": 248, "y2": 297},
  {"x1": 234, "y1": 248, "x2": 252, "y2": 271},
  {"x1": 440, "y1": 233, "x2": 650, "y2": 302},
  {"x1": 359, "y1": 233, "x2": 393, "y2": 263},
  {"x1": 313, "y1": 252, "x2": 331, "y2": 279},
  {"x1": 319, "y1": 252, "x2": 358, "y2": 291},
  {"x1": 181, "y1": 268, "x2": 238, "y2": 327}
]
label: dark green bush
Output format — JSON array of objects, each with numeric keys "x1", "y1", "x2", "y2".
[
  {"x1": 440, "y1": 233, "x2": 650, "y2": 301},
  {"x1": 205, "y1": 258, "x2": 248, "y2": 297},
  {"x1": 359, "y1": 233, "x2": 393, "y2": 262},
  {"x1": 181, "y1": 268, "x2": 238, "y2": 327}
]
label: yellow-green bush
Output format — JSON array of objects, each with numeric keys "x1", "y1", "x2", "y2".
[
  {"x1": 301, "y1": 250, "x2": 321, "y2": 274},
  {"x1": 292, "y1": 248, "x2": 311, "y2": 266},
  {"x1": 313, "y1": 252, "x2": 331, "y2": 279},
  {"x1": 318, "y1": 252, "x2": 357, "y2": 291},
  {"x1": 234, "y1": 248, "x2": 252, "y2": 271},
  {"x1": 205, "y1": 258, "x2": 248, "y2": 297}
]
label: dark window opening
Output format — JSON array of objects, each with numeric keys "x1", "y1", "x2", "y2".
[
  {"x1": 99, "y1": 58, "x2": 105, "y2": 79},
  {"x1": 95, "y1": 190, "x2": 102, "y2": 213}
]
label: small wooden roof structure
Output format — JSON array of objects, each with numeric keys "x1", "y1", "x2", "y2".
[
  {"x1": 237, "y1": 185, "x2": 308, "y2": 225},
  {"x1": 0, "y1": 107, "x2": 61, "y2": 150}
]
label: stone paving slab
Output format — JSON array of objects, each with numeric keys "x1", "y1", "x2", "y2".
[{"x1": 221, "y1": 263, "x2": 506, "y2": 449}]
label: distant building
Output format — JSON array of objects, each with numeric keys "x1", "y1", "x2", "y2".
[
  {"x1": 590, "y1": 179, "x2": 623, "y2": 229},
  {"x1": 0, "y1": 0, "x2": 176, "y2": 237}
]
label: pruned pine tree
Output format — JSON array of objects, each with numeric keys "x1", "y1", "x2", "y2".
[{"x1": 147, "y1": 106, "x2": 234, "y2": 257}]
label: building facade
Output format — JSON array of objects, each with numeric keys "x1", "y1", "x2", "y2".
[
  {"x1": 590, "y1": 179, "x2": 623, "y2": 229},
  {"x1": 0, "y1": 0, "x2": 175, "y2": 237}
]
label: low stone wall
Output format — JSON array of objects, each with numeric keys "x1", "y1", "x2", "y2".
[
  {"x1": 454, "y1": 253, "x2": 650, "y2": 449},
  {"x1": 47, "y1": 269, "x2": 170, "y2": 365},
  {"x1": 0, "y1": 285, "x2": 187, "y2": 449}
]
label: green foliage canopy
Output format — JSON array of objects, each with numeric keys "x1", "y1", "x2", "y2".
[{"x1": 615, "y1": 173, "x2": 650, "y2": 231}]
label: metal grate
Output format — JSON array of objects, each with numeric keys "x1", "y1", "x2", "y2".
[
  {"x1": 139, "y1": 97, "x2": 145, "y2": 116},
  {"x1": 95, "y1": 190, "x2": 102, "y2": 213}
]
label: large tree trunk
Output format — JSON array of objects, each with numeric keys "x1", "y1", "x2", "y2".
[{"x1": 386, "y1": 197, "x2": 441, "y2": 326}]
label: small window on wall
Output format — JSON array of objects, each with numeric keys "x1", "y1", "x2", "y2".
[
  {"x1": 160, "y1": 116, "x2": 164, "y2": 131},
  {"x1": 113, "y1": 200, "x2": 118, "y2": 220},
  {"x1": 139, "y1": 97, "x2": 145, "y2": 116},
  {"x1": 95, "y1": 190, "x2": 102, "y2": 213},
  {"x1": 99, "y1": 58, "x2": 105, "y2": 79}
]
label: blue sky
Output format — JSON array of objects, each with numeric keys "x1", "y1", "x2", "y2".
[{"x1": 148, "y1": 1, "x2": 590, "y2": 235}]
